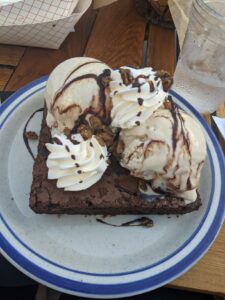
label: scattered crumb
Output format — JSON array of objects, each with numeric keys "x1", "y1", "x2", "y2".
[
  {"x1": 102, "y1": 214, "x2": 109, "y2": 219},
  {"x1": 11, "y1": 197, "x2": 14, "y2": 201},
  {"x1": 176, "y1": 215, "x2": 179, "y2": 218},
  {"x1": 112, "y1": 243, "x2": 115, "y2": 247},
  {"x1": 25, "y1": 131, "x2": 38, "y2": 140},
  {"x1": 167, "y1": 216, "x2": 171, "y2": 219}
]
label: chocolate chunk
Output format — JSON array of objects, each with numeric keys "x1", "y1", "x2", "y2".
[
  {"x1": 25, "y1": 131, "x2": 38, "y2": 140},
  {"x1": 63, "y1": 127, "x2": 70, "y2": 137},
  {"x1": 96, "y1": 135, "x2": 106, "y2": 147},
  {"x1": 89, "y1": 116, "x2": 103, "y2": 130},
  {"x1": 71, "y1": 155, "x2": 76, "y2": 160},
  {"x1": 97, "y1": 131, "x2": 114, "y2": 147},
  {"x1": 155, "y1": 70, "x2": 173, "y2": 92},
  {"x1": 65, "y1": 145, "x2": 70, "y2": 152},
  {"x1": 119, "y1": 68, "x2": 133, "y2": 85},
  {"x1": 136, "y1": 111, "x2": 142, "y2": 117},
  {"x1": 77, "y1": 124, "x2": 93, "y2": 140}
]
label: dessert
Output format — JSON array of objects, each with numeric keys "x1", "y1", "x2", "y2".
[{"x1": 29, "y1": 57, "x2": 206, "y2": 214}]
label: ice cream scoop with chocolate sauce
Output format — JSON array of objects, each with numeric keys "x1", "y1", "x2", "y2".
[
  {"x1": 45, "y1": 57, "x2": 112, "y2": 134},
  {"x1": 117, "y1": 99, "x2": 206, "y2": 204}
]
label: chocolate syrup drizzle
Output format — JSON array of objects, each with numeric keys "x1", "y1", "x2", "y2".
[
  {"x1": 63, "y1": 60, "x2": 103, "y2": 84},
  {"x1": 51, "y1": 68, "x2": 111, "y2": 126},
  {"x1": 96, "y1": 217, "x2": 154, "y2": 228},
  {"x1": 23, "y1": 108, "x2": 44, "y2": 160},
  {"x1": 169, "y1": 97, "x2": 193, "y2": 190}
]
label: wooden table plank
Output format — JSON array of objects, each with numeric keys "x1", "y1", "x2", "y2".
[
  {"x1": 85, "y1": 0, "x2": 146, "y2": 68},
  {"x1": 147, "y1": 24, "x2": 175, "y2": 74},
  {"x1": 4, "y1": 6, "x2": 97, "y2": 91},
  {"x1": 0, "y1": 45, "x2": 25, "y2": 66},
  {"x1": 0, "y1": 67, "x2": 14, "y2": 90},
  {"x1": 0, "y1": 45, "x2": 26, "y2": 89},
  {"x1": 170, "y1": 225, "x2": 225, "y2": 296}
]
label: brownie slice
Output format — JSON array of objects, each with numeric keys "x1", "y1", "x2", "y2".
[{"x1": 29, "y1": 109, "x2": 202, "y2": 215}]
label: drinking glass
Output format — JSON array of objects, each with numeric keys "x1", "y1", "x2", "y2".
[{"x1": 173, "y1": 0, "x2": 225, "y2": 113}]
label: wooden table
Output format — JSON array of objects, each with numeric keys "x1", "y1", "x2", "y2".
[{"x1": 0, "y1": 0, "x2": 225, "y2": 296}]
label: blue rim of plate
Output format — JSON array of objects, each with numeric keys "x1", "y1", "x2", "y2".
[{"x1": 0, "y1": 76, "x2": 225, "y2": 297}]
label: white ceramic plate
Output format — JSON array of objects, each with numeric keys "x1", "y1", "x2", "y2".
[{"x1": 0, "y1": 76, "x2": 225, "y2": 298}]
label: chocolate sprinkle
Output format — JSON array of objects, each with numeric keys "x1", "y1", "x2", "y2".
[
  {"x1": 135, "y1": 121, "x2": 140, "y2": 126},
  {"x1": 138, "y1": 98, "x2": 144, "y2": 105},
  {"x1": 71, "y1": 155, "x2": 76, "y2": 160},
  {"x1": 71, "y1": 140, "x2": 80, "y2": 145},
  {"x1": 65, "y1": 145, "x2": 70, "y2": 152},
  {"x1": 114, "y1": 90, "x2": 118, "y2": 95},
  {"x1": 90, "y1": 142, "x2": 93, "y2": 147},
  {"x1": 100, "y1": 154, "x2": 104, "y2": 159},
  {"x1": 53, "y1": 137, "x2": 62, "y2": 145},
  {"x1": 75, "y1": 163, "x2": 80, "y2": 167},
  {"x1": 79, "y1": 181, "x2": 83, "y2": 183},
  {"x1": 149, "y1": 80, "x2": 155, "y2": 92},
  {"x1": 77, "y1": 170, "x2": 82, "y2": 174},
  {"x1": 136, "y1": 111, "x2": 142, "y2": 117}
]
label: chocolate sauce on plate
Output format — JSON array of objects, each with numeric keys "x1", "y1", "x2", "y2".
[{"x1": 23, "y1": 108, "x2": 43, "y2": 160}]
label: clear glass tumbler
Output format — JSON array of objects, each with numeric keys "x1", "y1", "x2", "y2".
[{"x1": 173, "y1": 0, "x2": 225, "y2": 113}]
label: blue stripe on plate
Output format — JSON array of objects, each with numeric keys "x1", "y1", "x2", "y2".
[{"x1": 0, "y1": 79, "x2": 225, "y2": 296}]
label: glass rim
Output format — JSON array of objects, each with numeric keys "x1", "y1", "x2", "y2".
[{"x1": 196, "y1": 0, "x2": 225, "y2": 22}]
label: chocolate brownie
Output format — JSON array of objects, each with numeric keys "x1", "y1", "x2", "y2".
[{"x1": 29, "y1": 109, "x2": 202, "y2": 214}]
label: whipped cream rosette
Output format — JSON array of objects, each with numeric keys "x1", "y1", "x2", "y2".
[
  {"x1": 46, "y1": 133, "x2": 108, "y2": 191},
  {"x1": 109, "y1": 66, "x2": 168, "y2": 128}
]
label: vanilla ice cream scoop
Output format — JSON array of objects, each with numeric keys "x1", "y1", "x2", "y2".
[
  {"x1": 45, "y1": 57, "x2": 112, "y2": 133},
  {"x1": 118, "y1": 102, "x2": 206, "y2": 202}
]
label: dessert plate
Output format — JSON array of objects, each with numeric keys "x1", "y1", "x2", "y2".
[{"x1": 0, "y1": 76, "x2": 225, "y2": 298}]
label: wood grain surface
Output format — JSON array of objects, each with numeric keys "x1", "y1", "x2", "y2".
[
  {"x1": 85, "y1": 0, "x2": 146, "y2": 68},
  {"x1": 0, "y1": 45, "x2": 25, "y2": 66},
  {"x1": 0, "y1": 45, "x2": 26, "y2": 90},
  {"x1": 0, "y1": 0, "x2": 225, "y2": 295},
  {"x1": 4, "y1": 6, "x2": 97, "y2": 91},
  {"x1": 170, "y1": 224, "x2": 225, "y2": 296},
  {"x1": 147, "y1": 24, "x2": 175, "y2": 74},
  {"x1": 0, "y1": 67, "x2": 14, "y2": 90}
]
